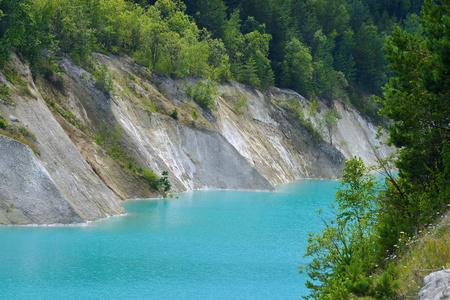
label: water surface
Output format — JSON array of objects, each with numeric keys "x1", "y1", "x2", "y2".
[{"x1": 0, "y1": 180, "x2": 338, "y2": 299}]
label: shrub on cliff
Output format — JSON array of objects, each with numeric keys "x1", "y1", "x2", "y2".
[
  {"x1": 142, "y1": 169, "x2": 171, "y2": 197},
  {"x1": 93, "y1": 64, "x2": 114, "y2": 95},
  {"x1": 142, "y1": 169, "x2": 159, "y2": 189},
  {"x1": 169, "y1": 108, "x2": 178, "y2": 119},
  {"x1": 186, "y1": 80, "x2": 218, "y2": 110}
]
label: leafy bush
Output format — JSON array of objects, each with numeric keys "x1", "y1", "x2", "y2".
[
  {"x1": 95, "y1": 124, "x2": 126, "y2": 159},
  {"x1": 278, "y1": 96, "x2": 323, "y2": 142},
  {"x1": 142, "y1": 169, "x2": 171, "y2": 197},
  {"x1": 192, "y1": 109, "x2": 198, "y2": 120},
  {"x1": 0, "y1": 119, "x2": 7, "y2": 129},
  {"x1": 93, "y1": 64, "x2": 114, "y2": 95},
  {"x1": 3, "y1": 67, "x2": 26, "y2": 86},
  {"x1": 142, "y1": 169, "x2": 159, "y2": 189},
  {"x1": 0, "y1": 84, "x2": 9, "y2": 96},
  {"x1": 185, "y1": 85, "x2": 193, "y2": 98},
  {"x1": 169, "y1": 108, "x2": 178, "y2": 119},
  {"x1": 234, "y1": 94, "x2": 247, "y2": 114},
  {"x1": 187, "y1": 80, "x2": 218, "y2": 110}
]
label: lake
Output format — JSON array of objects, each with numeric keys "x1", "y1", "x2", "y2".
[{"x1": 0, "y1": 179, "x2": 338, "y2": 299}]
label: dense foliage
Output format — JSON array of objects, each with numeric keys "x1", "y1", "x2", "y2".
[
  {"x1": 1, "y1": 0, "x2": 424, "y2": 102},
  {"x1": 183, "y1": 0, "x2": 423, "y2": 98},
  {"x1": 0, "y1": 0, "x2": 56, "y2": 71},
  {"x1": 301, "y1": 0, "x2": 450, "y2": 298}
]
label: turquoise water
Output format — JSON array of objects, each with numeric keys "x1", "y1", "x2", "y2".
[{"x1": 0, "y1": 180, "x2": 338, "y2": 299}]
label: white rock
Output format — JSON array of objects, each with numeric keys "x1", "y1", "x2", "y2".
[{"x1": 418, "y1": 269, "x2": 450, "y2": 300}]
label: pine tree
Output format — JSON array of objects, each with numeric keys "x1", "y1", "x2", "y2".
[
  {"x1": 241, "y1": 56, "x2": 260, "y2": 88},
  {"x1": 381, "y1": 0, "x2": 450, "y2": 188}
]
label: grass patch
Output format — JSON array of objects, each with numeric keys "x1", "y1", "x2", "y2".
[
  {"x1": 0, "y1": 83, "x2": 14, "y2": 105},
  {"x1": 140, "y1": 96, "x2": 162, "y2": 114},
  {"x1": 2, "y1": 67, "x2": 33, "y2": 96},
  {"x1": 0, "y1": 124, "x2": 39, "y2": 154},
  {"x1": 3, "y1": 67, "x2": 26, "y2": 86},
  {"x1": 234, "y1": 94, "x2": 247, "y2": 114},
  {"x1": 394, "y1": 219, "x2": 450, "y2": 297},
  {"x1": 43, "y1": 96, "x2": 83, "y2": 130}
]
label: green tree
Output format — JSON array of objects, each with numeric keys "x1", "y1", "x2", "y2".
[
  {"x1": 207, "y1": 37, "x2": 233, "y2": 82},
  {"x1": 242, "y1": 29, "x2": 273, "y2": 88},
  {"x1": 0, "y1": 0, "x2": 54, "y2": 69},
  {"x1": 239, "y1": 56, "x2": 260, "y2": 87},
  {"x1": 44, "y1": 0, "x2": 97, "y2": 66},
  {"x1": 142, "y1": 169, "x2": 171, "y2": 197},
  {"x1": 353, "y1": 23, "x2": 387, "y2": 91},
  {"x1": 222, "y1": 9, "x2": 244, "y2": 61},
  {"x1": 312, "y1": 30, "x2": 338, "y2": 98},
  {"x1": 320, "y1": 108, "x2": 341, "y2": 145},
  {"x1": 187, "y1": 0, "x2": 228, "y2": 40},
  {"x1": 334, "y1": 28, "x2": 356, "y2": 83},
  {"x1": 135, "y1": 8, "x2": 169, "y2": 71},
  {"x1": 402, "y1": 13, "x2": 424, "y2": 36},
  {"x1": 346, "y1": 0, "x2": 372, "y2": 31},
  {"x1": 289, "y1": 0, "x2": 322, "y2": 44},
  {"x1": 380, "y1": 0, "x2": 450, "y2": 210},
  {"x1": 159, "y1": 170, "x2": 172, "y2": 196},
  {"x1": 314, "y1": 0, "x2": 350, "y2": 36},
  {"x1": 301, "y1": 158, "x2": 385, "y2": 299},
  {"x1": 280, "y1": 38, "x2": 313, "y2": 96},
  {"x1": 222, "y1": 9, "x2": 273, "y2": 88},
  {"x1": 90, "y1": 0, "x2": 144, "y2": 54}
]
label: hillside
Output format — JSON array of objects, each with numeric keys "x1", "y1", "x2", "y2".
[{"x1": 0, "y1": 53, "x2": 391, "y2": 225}]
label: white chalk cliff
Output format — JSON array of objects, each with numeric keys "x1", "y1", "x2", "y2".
[{"x1": 0, "y1": 54, "x2": 393, "y2": 224}]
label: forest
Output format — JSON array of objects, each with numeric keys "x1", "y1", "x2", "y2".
[
  {"x1": 1, "y1": 0, "x2": 424, "y2": 118},
  {"x1": 1, "y1": 0, "x2": 449, "y2": 298}
]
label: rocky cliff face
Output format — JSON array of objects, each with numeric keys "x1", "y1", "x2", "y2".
[{"x1": 0, "y1": 54, "x2": 393, "y2": 224}]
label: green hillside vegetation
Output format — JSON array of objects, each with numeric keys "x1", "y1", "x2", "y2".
[{"x1": 1, "y1": 0, "x2": 425, "y2": 112}]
